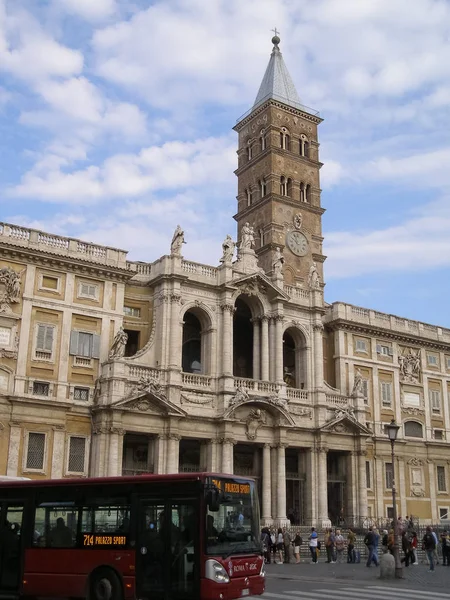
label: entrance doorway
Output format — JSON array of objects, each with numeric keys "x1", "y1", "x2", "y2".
[{"x1": 327, "y1": 451, "x2": 348, "y2": 525}]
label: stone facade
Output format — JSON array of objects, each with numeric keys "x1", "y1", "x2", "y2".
[{"x1": 0, "y1": 38, "x2": 449, "y2": 526}]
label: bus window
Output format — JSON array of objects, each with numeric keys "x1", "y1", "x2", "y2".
[
  {"x1": 33, "y1": 504, "x2": 77, "y2": 548},
  {"x1": 80, "y1": 504, "x2": 131, "y2": 535}
]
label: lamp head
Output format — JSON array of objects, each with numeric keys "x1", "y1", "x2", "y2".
[{"x1": 386, "y1": 418, "x2": 400, "y2": 441}]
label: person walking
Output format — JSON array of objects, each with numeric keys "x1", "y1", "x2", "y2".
[
  {"x1": 261, "y1": 527, "x2": 271, "y2": 564},
  {"x1": 347, "y1": 528, "x2": 356, "y2": 563},
  {"x1": 335, "y1": 529, "x2": 345, "y2": 563},
  {"x1": 324, "y1": 528, "x2": 335, "y2": 563},
  {"x1": 422, "y1": 525, "x2": 436, "y2": 572},
  {"x1": 411, "y1": 531, "x2": 419, "y2": 565},
  {"x1": 401, "y1": 530, "x2": 413, "y2": 567},
  {"x1": 371, "y1": 528, "x2": 380, "y2": 566},
  {"x1": 381, "y1": 529, "x2": 389, "y2": 554},
  {"x1": 309, "y1": 527, "x2": 318, "y2": 564},
  {"x1": 293, "y1": 532, "x2": 302, "y2": 563},
  {"x1": 387, "y1": 528, "x2": 395, "y2": 555},
  {"x1": 431, "y1": 527, "x2": 439, "y2": 566},
  {"x1": 276, "y1": 528, "x2": 284, "y2": 564},
  {"x1": 283, "y1": 527, "x2": 292, "y2": 564},
  {"x1": 364, "y1": 526, "x2": 378, "y2": 567},
  {"x1": 440, "y1": 530, "x2": 449, "y2": 566}
]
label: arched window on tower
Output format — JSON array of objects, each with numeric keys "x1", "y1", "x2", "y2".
[
  {"x1": 305, "y1": 184, "x2": 311, "y2": 203},
  {"x1": 280, "y1": 128, "x2": 290, "y2": 151},
  {"x1": 304, "y1": 141, "x2": 310, "y2": 158},
  {"x1": 246, "y1": 188, "x2": 252, "y2": 207},
  {"x1": 300, "y1": 135, "x2": 310, "y2": 158},
  {"x1": 286, "y1": 178, "x2": 292, "y2": 197},
  {"x1": 300, "y1": 182, "x2": 305, "y2": 203},
  {"x1": 260, "y1": 130, "x2": 266, "y2": 151},
  {"x1": 280, "y1": 176, "x2": 287, "y2": 196},
  {"x1": 247, "y1": 140, "x2": 253, "y2": 161},
  {"x1": 259, "y1": 179, "x2": 267, "y2": 198}
]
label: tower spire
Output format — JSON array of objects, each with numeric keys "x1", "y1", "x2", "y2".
[{"x1": 253, "y1": 33, "x2": 302, "y2": 111}]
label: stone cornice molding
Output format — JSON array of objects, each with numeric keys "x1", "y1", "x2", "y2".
[
  {"x1": 234, "y1": 98, "x2": 322, "y2": 131},
  {"x1": 167, "y1": 433, "x2": 181, "y2": 441},
  {"x1": 219, "y1": 437, "x2": 236, "y2": 445}
]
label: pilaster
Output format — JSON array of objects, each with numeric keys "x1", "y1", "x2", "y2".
[
  {"x1": 6, "y1": 424, "x2": 21, "y2": 477},
  {"x1": 262, "y1": 443, "x2": 272, "y2": 523},
  {"x1": 51, "y1": 426, "x2": 66, "y2": 478}
]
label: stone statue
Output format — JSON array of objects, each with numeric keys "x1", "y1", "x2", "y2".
[
  {"x1": 220, "y1": 234, "x2": 235, "y2": 264},
  {"x1": 109, "y1": 327, "x2": 128, "y2": 359},
  {"x1": 171, "y1": 225, "x2": 185, "y2": 256},
  {"x1": 352, "y1": 368, "x2": 364, "y2": 396},
  {"x1": 273, "y1": 247, "x2": 284, "y2": 276},
  {"x1": 398, "y1": 348, "x2": 421, "y2": 383},
  {"x1": 240, "y1": 222, "x2": 255, "y2": 250},
  {"x1": 283, "y1": 366, "x2": 295, "y2": 388},
  {"x1": 294, "y1": 213, "x2": 303, "y2": 230},
  {"x1": 0, "y1": 267, "x2": 23, "y2": 312},
  {"x1": 308, "y1": 262, "x2": 320, "y2": 290},
  {"x1": 229, "y1": 386, "x2": 249, "y2": 407}
]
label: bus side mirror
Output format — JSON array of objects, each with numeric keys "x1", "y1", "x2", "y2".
[{"x1": 206, "y1": 489, "x2": 221, "y2": 512}]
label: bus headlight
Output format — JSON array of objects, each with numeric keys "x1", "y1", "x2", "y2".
[
  {"x1": 260, "y1": 562, "x2": 266, "y2": 577},
  {"x1": 205, "y1": 560, "x2": 230, "y2": 584}
]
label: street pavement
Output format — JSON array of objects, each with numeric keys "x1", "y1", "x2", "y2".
[{"x1": 246, "y1": 560, "x2": 450, "y2": 598}]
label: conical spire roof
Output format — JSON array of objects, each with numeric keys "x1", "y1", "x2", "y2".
[{"x1": 253, "y1": 35, "x2": 302, "y2": 111}]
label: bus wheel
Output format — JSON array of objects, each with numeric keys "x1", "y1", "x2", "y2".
[{"x1": 90, "y1": 569, "x2": 123, "y2": 600}]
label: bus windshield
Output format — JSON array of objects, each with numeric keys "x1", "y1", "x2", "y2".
[{"x1": 205, "y1": 477, "x2": 260, "y2": 556}]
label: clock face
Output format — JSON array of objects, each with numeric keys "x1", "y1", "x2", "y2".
[{"x1": 286, "y1": 231, "x2": 308, "y2": 256}]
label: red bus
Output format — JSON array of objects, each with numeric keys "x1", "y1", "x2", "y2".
[{"x1": 0, "y1": 473, "x2": 265, "y2": 600}]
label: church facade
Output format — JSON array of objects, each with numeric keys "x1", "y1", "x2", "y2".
[{"x1": 1, "y1": 37, "x2": 449, "y2": 526}]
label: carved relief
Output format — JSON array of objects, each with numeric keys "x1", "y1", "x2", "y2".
[
  {"x1": 0, "y1": 267, "x2": 23, "y2": 313},
  {"x1": 244, "y1": 408, "x2": 266, "y2": 440},
  {"x1": 289, "y1": 405, "x2": 312, "y2": 418},
  {"x1": 410, "y1": 487, "x2": 425, "y2": 498},
  {"x1": 0, "y1": 330, "x2": 19, "y2": 359},
  {"x1": 229, "y1": 387, "x2": 249, "y2": 407},
  {"x1": 408, "y1": 457, "x2": 424, "y2": 467},
  {"x1": 398, "y1": 348, "x2": 421, "y2": 384},
  {"x1": 401, "y1": 405, "x2": 425, "y2": 416},
  {"x1": 180, "y1": 394, "x2": 213, "y2": 406},
  {"x1": 127, "y1": 375, "x2": 167, "y2": 401},
  {"x1": 331, "y1": 422, "x2": 350, "y2": 433},
  {"x1": 109, "y1": 327, "x2": 128, "y2": 360}
]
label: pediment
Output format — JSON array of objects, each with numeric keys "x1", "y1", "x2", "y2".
[
  {"x1": 224, "y1": 394, "x2": 295, "y2": 426},
  {"x1": 320, "y1": 409, "x2": 371, "y2": 436},
  {"x1": 111, "y1": 391, "x2": 187, "y2": 417},
  {"x1": 231, "y1": 272, "x2": 289, "y2": 302}
]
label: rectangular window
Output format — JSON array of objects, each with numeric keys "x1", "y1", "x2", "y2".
[
  {"x1": 78, "y1": 281, "x2": 98, "y2": 300},
  {"x1": 366, "y1": 461, "x2": 371, "y2": 489},
  {"x1": 381, "y1": 381, "x2": 393, "y2": 406},
  {"x1": 355, "y1": 339, "x2": 367, "y2": 352},
  {"x1": 68, "y1": 437, "x2": 87, "y2": 473},
  {"x1": 430, "y1": 390, "x2": 441, "y2": 413},
  {"x1": 32, "y1": 381, "x2": 49, "y2": 396},
  {"x1": 41, "y1": 275, "x2": 59, "y2": 290},
  {"x1": 385, "y1": 463, "x2": 394, "y2": 489},
  {"x1": 427, "y1": 354, "x2": 438, "y2": 366},
  {"x1": 124, "y1": 306, "x2": 141, "y2": 318},
  {"x1": 34, "y1": 503, "x2": 77, "y2": 547},
  {"x1": 446, "y1": 357, "x2": 450, "y2": 370},
  {"x1": 74, "y1": 387, "x2": 89, "y2": 402},
  {"x1": 377, "y1": 344, "x2": 393, "y2": 356},
  {"x1": 434, "y1": 429, "x2": 444, "y2": 440},
  {"x1": 26, "y1": 432, "x2": 46, "y2": 470},
  {"x1": 437, "y1": 466, "x2": 447, "y2": 492},
  {"x1": 35, "y1": 324, "x2": 55, "y2": 360},
  {"x1": 387, "y1": 506, "x2": 394, "y2": 520},
  {"x1": 80, "y1": 503, "x2": 131, "y2": 536},
  {"x1": 440, "y1": 508, "x2": 449, "y2": 520},
  {"x1": 69, "y1": 331, "x2": 100, "y2": 359}
]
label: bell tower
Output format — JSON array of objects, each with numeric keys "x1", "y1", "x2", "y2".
[{"x1": 233, "y1": 34, "x2": 325, "y2": 287}]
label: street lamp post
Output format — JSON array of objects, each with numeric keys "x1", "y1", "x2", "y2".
[{"x1": 386, "y1": 418, "x2": 403, "y2": 579}]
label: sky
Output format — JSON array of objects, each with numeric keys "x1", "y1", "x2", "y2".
[{"x1": 1, "y1": 0, "x2": 450, "y2": 327}]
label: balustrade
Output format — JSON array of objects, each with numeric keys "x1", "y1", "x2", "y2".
[{"x1": 182, "y1": 373, "x2": 212, "y2": 388}]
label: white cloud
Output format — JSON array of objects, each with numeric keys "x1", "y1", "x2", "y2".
[{"x1": 57, "y1": 0, "x2": 116, "y2": 21}]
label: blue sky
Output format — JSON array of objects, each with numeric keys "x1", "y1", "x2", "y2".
[{"x1": 1, "y1": 0, "x2": 450, "y2": 326}]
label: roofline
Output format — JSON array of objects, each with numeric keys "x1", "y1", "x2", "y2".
[{"x1": 234, "y1": 97, "x2": 322, "y2": 130}]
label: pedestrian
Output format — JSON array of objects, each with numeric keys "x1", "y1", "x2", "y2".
[
  {"x1": 364, "y1": 526, "x2": 378, "y2": 567},
  {"x1": 276, "y1": 527, "x2": 284, "y2": 564},
  {"x1": 371, "y1": 527, "x2": 380, "y2": 566},
  {"x1": 270, "y1": 528, "x2": 276, "y2": 563},
  {"x1": 401, "y1": 530, "x2": 413, "y2": 567},
  {"x1": 431, "y1": 527, "x2": 439, "y2": 566},
  {"x1": 387, "y1": 528, "x2": 395, "y2": 555},
  {"x1": 283, "y1": 527, "x2": 292, "y2": 564},
  {"x1": 308, "y1": 527, "x2": 318, "y2": 564},
  {"x1": 411, "y1": 531, "x2": 418, "y2": 565},
  {"x1": 335, "y1": 529, "x2": 345, "y2": 563},
  {"x1": 440, "y1": 530, "x2": 450, "y2": 566},
  {"x1": 293, "y1": 531, "x2": 302, "y2": 563},
  {"x1": 347, "y1": 528, "x2": 356, "y2": 563},
  {"x1": 261, "y1": 527, "x2": 271, "y2": 564},
  {"x1": 422, "y1": 526, "x2": 436, "y2": 572},
  {"x1": 324, "y1": 528, "x2": 335, "y2": 563},
  {"x1": 381, "y1": 529, "x2": 389, "y2": 554}
]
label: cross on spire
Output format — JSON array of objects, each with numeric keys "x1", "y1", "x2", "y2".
[{"x1": 271, "y1": 27, "x2": 280, "y2": 37}]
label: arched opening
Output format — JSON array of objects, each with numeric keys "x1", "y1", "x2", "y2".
[
  {"x1": 304, "y1": 141, "x2": 310, "y2": 158},
  {"x1": 233, "y1": 298, "x2": 253, "y2": 378},
  {"x1": 286, "y1": 178, "x2": 292, "y2": 197},
  {"x1": 259, "y1": 179, "x2": 267, "y2": 198},
  {"x1": 280, "y1": 128, "x2": 290, "y2": 151},
  {"x1": 300, "y1": 182, "x2": 305, "y2": 203},
  {"x1": 260, "y1": 130, "x2": 266, "y2": 151},
  {"x1": 182, "y1": 312, "x2": 202, "y2": 373},
  {"x1": 283, "y1": 327, "x2": 307, "y2": 389},
  {"x1": 404, "y1": 421, "x2": 423, "y2": 438},
  {"x1": 305, "y1": 184, "x2": 311, "y2": 203},
  {"x1": 246, "y1": 188, "x2": 252, "y2": 207},
  {"x1": 280, "y1": 176, "x2": 287, "y2": 196}
]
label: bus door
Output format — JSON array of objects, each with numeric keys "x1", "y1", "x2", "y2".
[
  {"x1": 136, "y1": 498, "x2": 199, "y2": 600},
  {"x1": 0, "y1": 502, "x2": 25, "y2": 592}
]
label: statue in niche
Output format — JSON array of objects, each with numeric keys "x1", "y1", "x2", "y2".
[
  {"x1": 308, "y1": 262, "x2": 320, "y2": 289},
  {"x1": 283, "y1": 366, "x2": 295, "y2": 388},
  {"x1": 273, "y1": 247, "x2": 284, "y2": 276},
  {"x1": 245, "y1": 408, "x2": 266, "y2": 440},
  {"x1": 220, "y1": 234, "x2": 235, "y2": 263},
  {"x1": 171, "y1": 225, "x2": 186, "y2": 256},
  {"x1": 0, "y1": 267, "x2": 23, "y2": 313},
  {"x1": 109, "y1": 327, "x2": 128, "y2": 359},
  {"x1": 398, "y1": 348, "x2": 421, "y2": 383},
  {"x1": 240, "y1": 222, "x2": 255, "y2": 250},
  {"x1": 352, "y1": 368, "x2": 364, "y2": 397},
  {"x1": 294, "y1": 213, "x2": 303, "y2": 230}
]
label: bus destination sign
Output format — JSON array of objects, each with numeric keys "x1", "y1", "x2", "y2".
[
  {"x1": 211, "y1": 479, "x2": 251, "y2": 495},
  {"x1": 83, "y1": 534, "x2": 127, "y2": 547}
]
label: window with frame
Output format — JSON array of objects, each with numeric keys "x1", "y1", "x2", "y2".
[
  {"x1": 69, "y1": 331, "x2": 100, "y2": 359},
  {"x1": 355, "y1": 339, "x2": 368, "y2": 353},
  {"x1": 33, "y1": 503, "x2": 77, "y2": 547},
  {"x1": 26, "y1": 432, "x2": 46, "y2": 470},
  {"x1": 366, "y1": 461, "x2": 371, "y2": 489},
  {"x1": 41, "y1": 275, "x2": 59, "y2": 291},
  {"x1": 74, "y1": 387, "x2": 89, "y2": 402},
  {"x1": 124, "y1": 306, "x2": 141, "y2": 318},
  {"x1": 385, "y1": 463, "x2": 394, "y2": 489},
  {"x1": 439, "y1": 507, "x2": 449, "y2": 520},
  {"x1": 430, "y1": 389, "x2": 441, "y2": 413},
  {"x1": 33, "y1": 381, "x2": 50, "y2": 396},
  {"x1": 387, "y1": 506, "x2": 394, "y2": 520},
  {"x1": 427, "y1": 354, "x2": 438, "y2": 367},
  {"x1": 434, "y1": 429, "x2": 444, "y2": 440},
  {"x1": 404, "y1": 421, "x2": 423, "y2": 438},
  {"x1": 68, "y1": 437, "x2": 87, "y2": 473},
  {"x1": 381, "y1": 381, "x2": 393, "y2": 406},
  {"x1": 78, "y1": 282, "x2": 98, "y2": 300},
  {"x1": 35, "y1": 324, "x2": 55, "y2": 360},
  {"x1": 377, "y1": 344, "x2": 393, "y2": 357},
  {"x1": 361, "y1": 378, "x2": 369, "y2": 402},
  {"x1": 446, "y1": 356, "x2": 450, "y2": 370},
  {"x1": 80, "y1": 503, "x2": 131, "y2": 536},
  {"x1": 437, "y1": 466, "x2": 447, "y2": 492}
]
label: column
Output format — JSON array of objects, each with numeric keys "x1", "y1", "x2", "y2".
[
  {"x1": 313, "y1": 323, "x2": 324, "y2": 389},
  {"x1": 374, "y1": 457, "x2": 385, "y2": 518},
  {"x1": 270, "y1": 445, "x2": 278, "y2": 520},
  {"x1": 398, "y1": 458, "x2": 407, "y2": 517},
  {"x1": 274, "y1": 315, "x2": 284, "y2": 383},
  {"x1": 357, "y1": 450, "x2": 368, "y2": 519},
  {"x1": 276, "y1": 443, "x2": 287, "y2": 520},
  {"x1": 221, "y1": 304, "x2": 234, "y2": 375},
  {"x1": 428, "y1": 460, "x2": 438, "y2": 522},
  {"x1": 262, "y1": 443, "x2": 272, "y2": 522},
  {"x1": 269, "y1": 318, "x2": 276, "y2": 381},
  {"x1": 260, "y1": 316, "x2": 269, "y2": 381},
  {"x1": 108, "y1": 428, "x2": 124, "y2": 476},
  {"x1": 166, "y1": 434, "x2": 181, "y2": 473},
  {"x1": 221, "y1": 438, "x2": 235, "y2": 474},
  {"x1": 169, "y1": 294, "x2": 181, "y2": 367},
  {"x1": 348, "y1": 452, "x2": 358, "y2": 519},
  {"x1": 207, "y1": 440, "x2": 218, "y2": 472},
  {"x1": 252, "y1": 319, "x2": 261, "y2": 380},
  {"x1": 51, "y1": 427, "x2": 66, "y2": 478},
  {"x1": 6, "y1": 423, "x2": 22, "y2": 477},
  {"x1": 304, "y1": 448, "x2": 316, "y2": 523},
  {"x1": 154, "y1": 434, "x2": 166, "y2": 474},
  {"x1": 317, "y1": 447, "x2": 328, "y2": 522}
]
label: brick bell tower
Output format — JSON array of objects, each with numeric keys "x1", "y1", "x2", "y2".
[{"x1": 233, "y1": 34, "x2": 325, "y2": 287}]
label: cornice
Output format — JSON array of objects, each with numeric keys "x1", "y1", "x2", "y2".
[
  {"x1": 233, "y1": 194, "x2": 325, "y2": 222},
  {"x1": 0, "y1": 244, "x2": 133, "y2": 283},
  {"x1": 234, "y1": 99, "x2": 322, "y2": 131},
  {"x1": 326, "y1": 318, "x2": 450, "y2": 352}
]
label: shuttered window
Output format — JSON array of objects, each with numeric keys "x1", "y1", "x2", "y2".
[
  {"x1": 381, "y1": 381, "x2": 392, "y2": 406},
  {"x1": 385, "y1": 463, "x2": 394, "y2": 489},
  {"x1": 430, "y1": 390, "x2": 441, "y2": 413},
  {"x1": 68, "y1": 437, "x2": 86, "y2": 473},
  {"x1": 26, "y1": 432, "x2": 46, "y2": 470},
  {"x1": 79, "y1": 282, "x2": 98, "y2": 299},
  {"x1": 69, "y1": 331, "x2": 100, "y2": 358},
  {"x1": 36, "y1": 324, "x2": 54, "y2": 354},
  {"x1": 437, "y1": 466, "x2": 447, "y2": 492}
]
